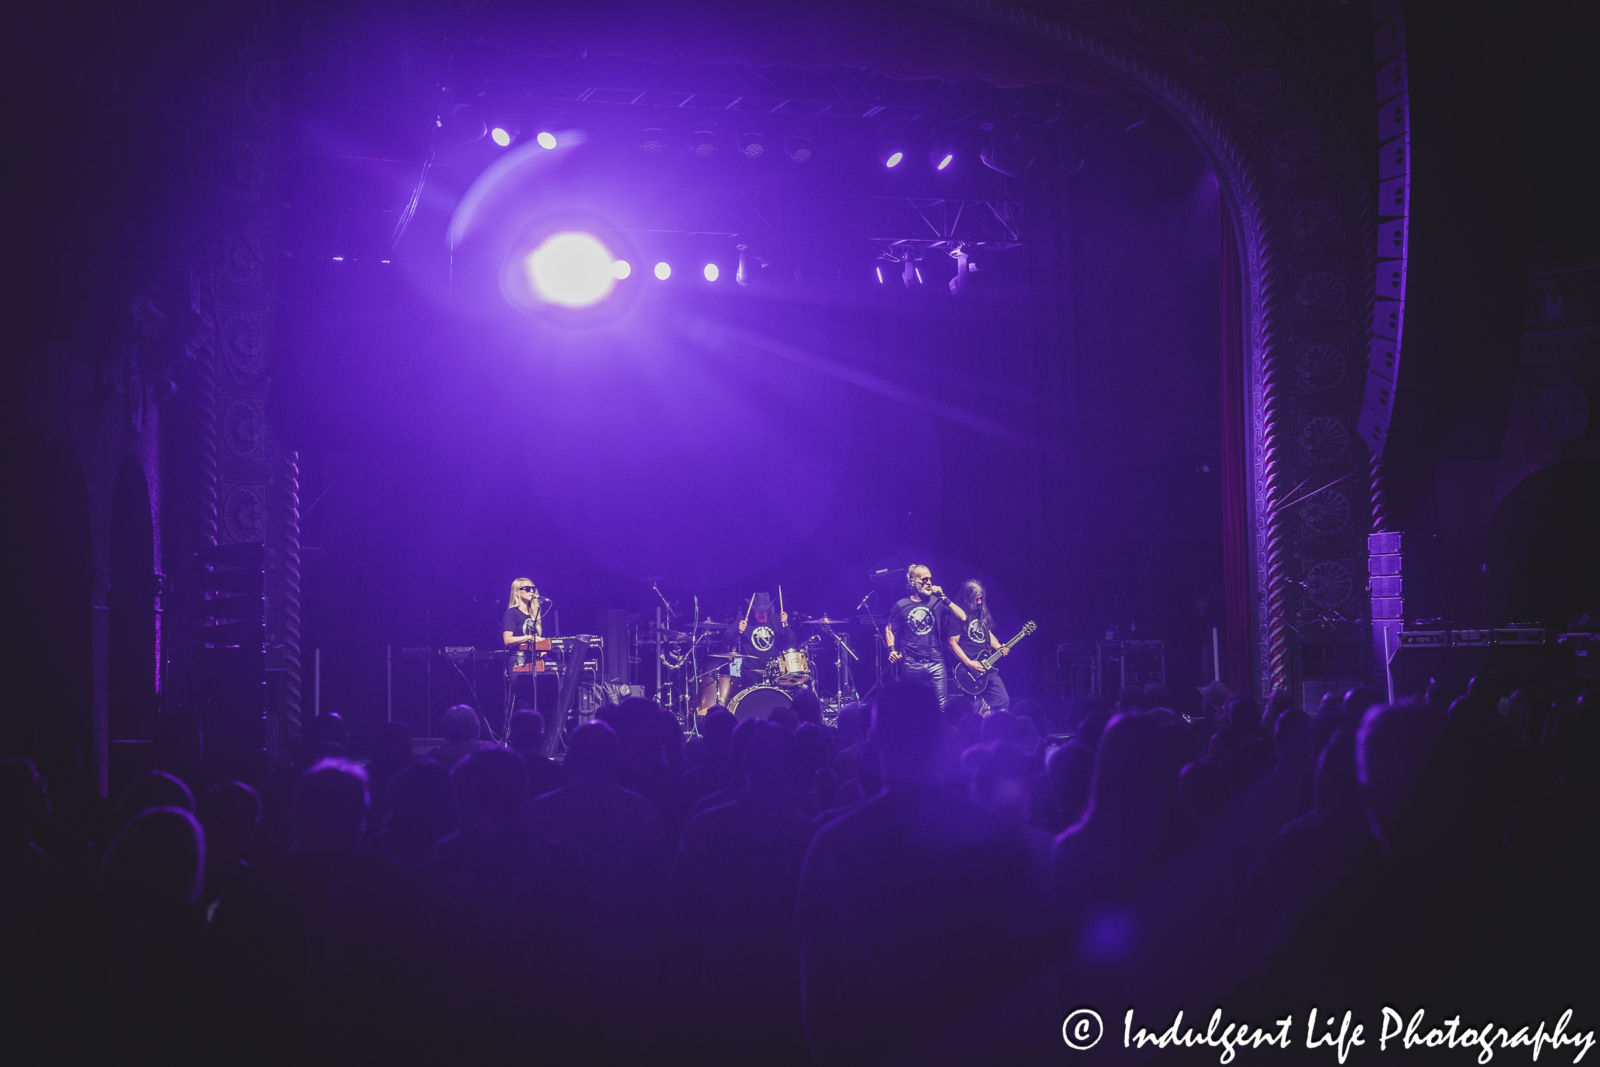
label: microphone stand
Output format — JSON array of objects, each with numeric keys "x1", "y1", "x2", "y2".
[{"x1": 856, "y1": 589, "x2": 884, "y2": 703}]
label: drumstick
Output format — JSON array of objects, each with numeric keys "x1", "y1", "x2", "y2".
[
  {"x1": 778, "y1": 585, "x2": 785, "y2": 619},
  {"x1": 743, "y1": 593, "x2": 756, "y2": 627}
]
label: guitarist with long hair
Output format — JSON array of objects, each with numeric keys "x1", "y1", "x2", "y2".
[{"x1": 946, "y1": 579, "x2": 1010, "y2": 715}]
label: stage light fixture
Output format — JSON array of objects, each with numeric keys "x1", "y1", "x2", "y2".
[
  {"x1": 928, "y1": 129, "x2": 960, "y2": 172},
  {"x1": 980, "y1": 124, "x2": 1035, "y2": 177},
  {"x1": 737, "y1": 131, "x2": 767, "y2": 159},
  {"x1": 948, "y1": 246, "x2": 977, "y2": 296},
  {"x1": 444, "y1": 102, "x2": 487, "y2": 145},
  {"x1": 876, "y1": 124, "x2": 911, "y2": 169},
  {"x1": 689, "y1": 128, "x2": 718, "y2": 158},
  {"x1": 491, "y1": 127, "x2": 513, "y2": 147},
  {"x1": 786, "y1": 122, "x2": 815, "y2": 163},
  {"x1": 876, "y1": 265, "x2": 885, "y2": 283},
  {"x1": 901, "y1": 256, "x2": 919, "y2": 287},
  {"x1": 612, "y1": 260, "x2": 632, "y2": 280},
  {"x1": 640, "y1": 126, "x2": 669, "y2": 153},
  {"x1": 703, "y1": 263, "x2": 720, "y2": 282},
  {"x1": 535, "y1": 131, "x2": 557, "y2": 150},
  {"x1": 522, "y1": 231, "x2": 618, "y2": 309},
  {"x1": 654, "y1": 262, "x2": 672, "y2": 280}
]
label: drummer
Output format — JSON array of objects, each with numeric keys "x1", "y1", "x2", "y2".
[{"x1": 734, "y1": 591, "x2": 794, "y2": 686}]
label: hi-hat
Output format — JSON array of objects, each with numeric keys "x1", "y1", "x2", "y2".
[{"x1": 802, "y1": 617, "x2": 852, "y2": 625}]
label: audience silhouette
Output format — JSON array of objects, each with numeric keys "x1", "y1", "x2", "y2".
[{"x1": 4, "y1": 662, "x2": 1594, "y2": 1062}]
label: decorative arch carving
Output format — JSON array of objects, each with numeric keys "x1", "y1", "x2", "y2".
[{"x1": 940, "y1": 0, "x2": 1376, "y2": 694}]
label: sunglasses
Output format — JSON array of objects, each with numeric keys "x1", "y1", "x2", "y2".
[{"x1": 517, "y1": 586, "x2": 535, "y2": 593}]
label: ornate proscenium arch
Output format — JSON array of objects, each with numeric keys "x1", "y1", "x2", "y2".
[{"x1": 942, "y1": 0, "x2": 1376, "y2": 695}]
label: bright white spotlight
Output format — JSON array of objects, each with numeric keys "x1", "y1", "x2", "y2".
[
  {"x1": 885, "y1": 151, "x2": 903, "y2": 168},
  {"x1": 522, "y1": 231, "x2": 617, "y2": 309},
  {"x1": 612, "y1": 259, "x2": 632, "y2": 280},
  {"x1": 703, "y1": 263, "x2": 720, "y2": 282},
  {"x1": 936, "y1": 153, "x2": 954, "y2": 171},
  {"x1": 535, "y1": 131, "x2": 557, "y2": 150},
  {"x1": 876, "y1": 265, "x2": 885, "y2": 284},
  {"x1": 654, "y1": 262, "x2": 672, "y2": 281},
  {"x1": 491, "y1": 127, "x2": 512, "y2": 147}
]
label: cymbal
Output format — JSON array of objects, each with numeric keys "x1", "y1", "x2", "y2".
[
  {"x1": 802, "y1": 617, "x2": 853, "y2": 625},
  {"x1": 697, "y1": 620, "x2": 733, "y2": 630},
  {"x1": 705, "y1": 652, "x2": 747, "y2": 659},
  {"x1": 654, "y1": 628, "x2": 692, "y2": 642}
]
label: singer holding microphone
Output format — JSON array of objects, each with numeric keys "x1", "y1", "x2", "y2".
[
  {"x1": 884, "y1": 564, "x2": 966, "y2": 709},
  {"x1": 503, "y1": 577, "x2": 544, "y2": 710}
]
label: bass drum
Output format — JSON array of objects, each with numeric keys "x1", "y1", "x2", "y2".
[{"x1": 726, "y1": 684, "x2": 794, "y2": 722}]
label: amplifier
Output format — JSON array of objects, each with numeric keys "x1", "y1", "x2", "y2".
[
  {"x1": 1451, "y1": 629, "x2": 1493, "y2": 647},
  {"x1": 444, "y1": 645, "x2": 475, "y2": 654},
  {"x1": 1397, "y1": 630, "x2": 1447, "y2": 648},
  {"x1": 1494, "y1": 628, "x2": 1547, "y2": 646}
]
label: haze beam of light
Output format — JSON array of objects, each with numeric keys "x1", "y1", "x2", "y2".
[
  {"x1": 447, "y1": 129, "x2": 590, "y2": 250},
  {"x1": 682, "y1": 317, "x2": 1067, "y2": 462}
]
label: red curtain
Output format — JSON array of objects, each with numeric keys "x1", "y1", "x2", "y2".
[{"x1": 1219, "y1": 195, "x2": 1254, "y2": 695}]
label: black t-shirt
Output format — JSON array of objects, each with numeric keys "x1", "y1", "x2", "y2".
[
  {"x1": 503, "y1": 606, "x2": 539, "y2": 666},
  {"x1": 946, "y1": 611, "x2": 993, "y2": 660},
  {"x1": 739, "y1": 618, "x2": 797, "y2": 673},
  {"x1": 889, "y1": 596, "x2": 946, "y2": 663}
]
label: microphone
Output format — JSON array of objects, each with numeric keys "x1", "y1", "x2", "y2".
[{"x1": 855, "y1": 590, "x2": 874, "y2": 611}]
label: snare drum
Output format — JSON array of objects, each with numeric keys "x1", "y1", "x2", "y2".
[
  {"x1": 726, "y1": 684, "x2": 794, "y2": 722},
  {"x1": 766, "y1": 647, "x2": 812, "y2": 687}
]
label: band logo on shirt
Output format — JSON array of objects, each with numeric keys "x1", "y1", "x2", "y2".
[
  {"x1": 751, "y1": 625, "x2": 775, "y2": 652},
  {"x1": 966, "y1": 618, "x2": 987, "y2": 645},
  {"x1": 907, "y1": 606, "x2": 935, "y2": 636}
]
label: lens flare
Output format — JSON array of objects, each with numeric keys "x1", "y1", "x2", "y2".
[
  {"x1": 522, "y1": 231, "x2": 617, "y2": 308},
  {"x1": 491, "y1": 127, "x2": 512, "y2": 147},
  {"x1": 612, "y1": 259, "x2": 632, "y2": 280},
  {"x1": 654, "y1": 262, "x2": 672, "y2": 281}
]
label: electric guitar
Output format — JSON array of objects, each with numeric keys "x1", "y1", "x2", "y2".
[{"x1": 952, "y1": 620, "x2": 1036, "y2": 696}]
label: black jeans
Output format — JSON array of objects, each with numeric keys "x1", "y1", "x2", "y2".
[
  {"x1": 951, "y1": 668, "x2": 1009, "y2": 717},
  {"x1": 899, "y1": 658, "x2": 948, "y2": 707}
]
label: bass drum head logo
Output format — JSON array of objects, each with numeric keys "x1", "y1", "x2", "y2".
[
  {"x1": 751, "y1": 625, "x2": 775, "y2": 652},
  {"x1": 966, "y1": 618, "x2": 987, "y2": 645},
  {"x1": 907, "y1": 605, "x2": 934, "y2": 636}
]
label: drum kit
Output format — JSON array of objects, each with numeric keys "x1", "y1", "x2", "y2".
[{"x1": 656, "y1": 614, "x2": 864, "y2": 726}]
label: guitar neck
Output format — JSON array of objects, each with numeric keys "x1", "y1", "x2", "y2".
[{"x1": 982, "y1": 622, "x2": 1036, "y2": 667}]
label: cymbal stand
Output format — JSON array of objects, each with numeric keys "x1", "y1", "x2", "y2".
[{"x1": 815, "y1": 620, "x2": 859, "y2": 710}]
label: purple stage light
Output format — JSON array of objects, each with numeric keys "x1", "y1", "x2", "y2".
[
  {"x1": 491, "y1": 127, "x2": 512, "y2": 147},
  {"x1": 522, "y1": 231, "x2": 617, "y2": 308},
  {"x1": 703, "y1": 263, "x2": 720, "y2": 282},
  {"x1": 654, "y1": 262, "x2": 672, "y2": 281},
  {"x1": 885, "y1": 151, "x2": 903, "y2": 168},
  {"x1": 535, "y1": 131, "x2": 557, "y2": 150}
]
